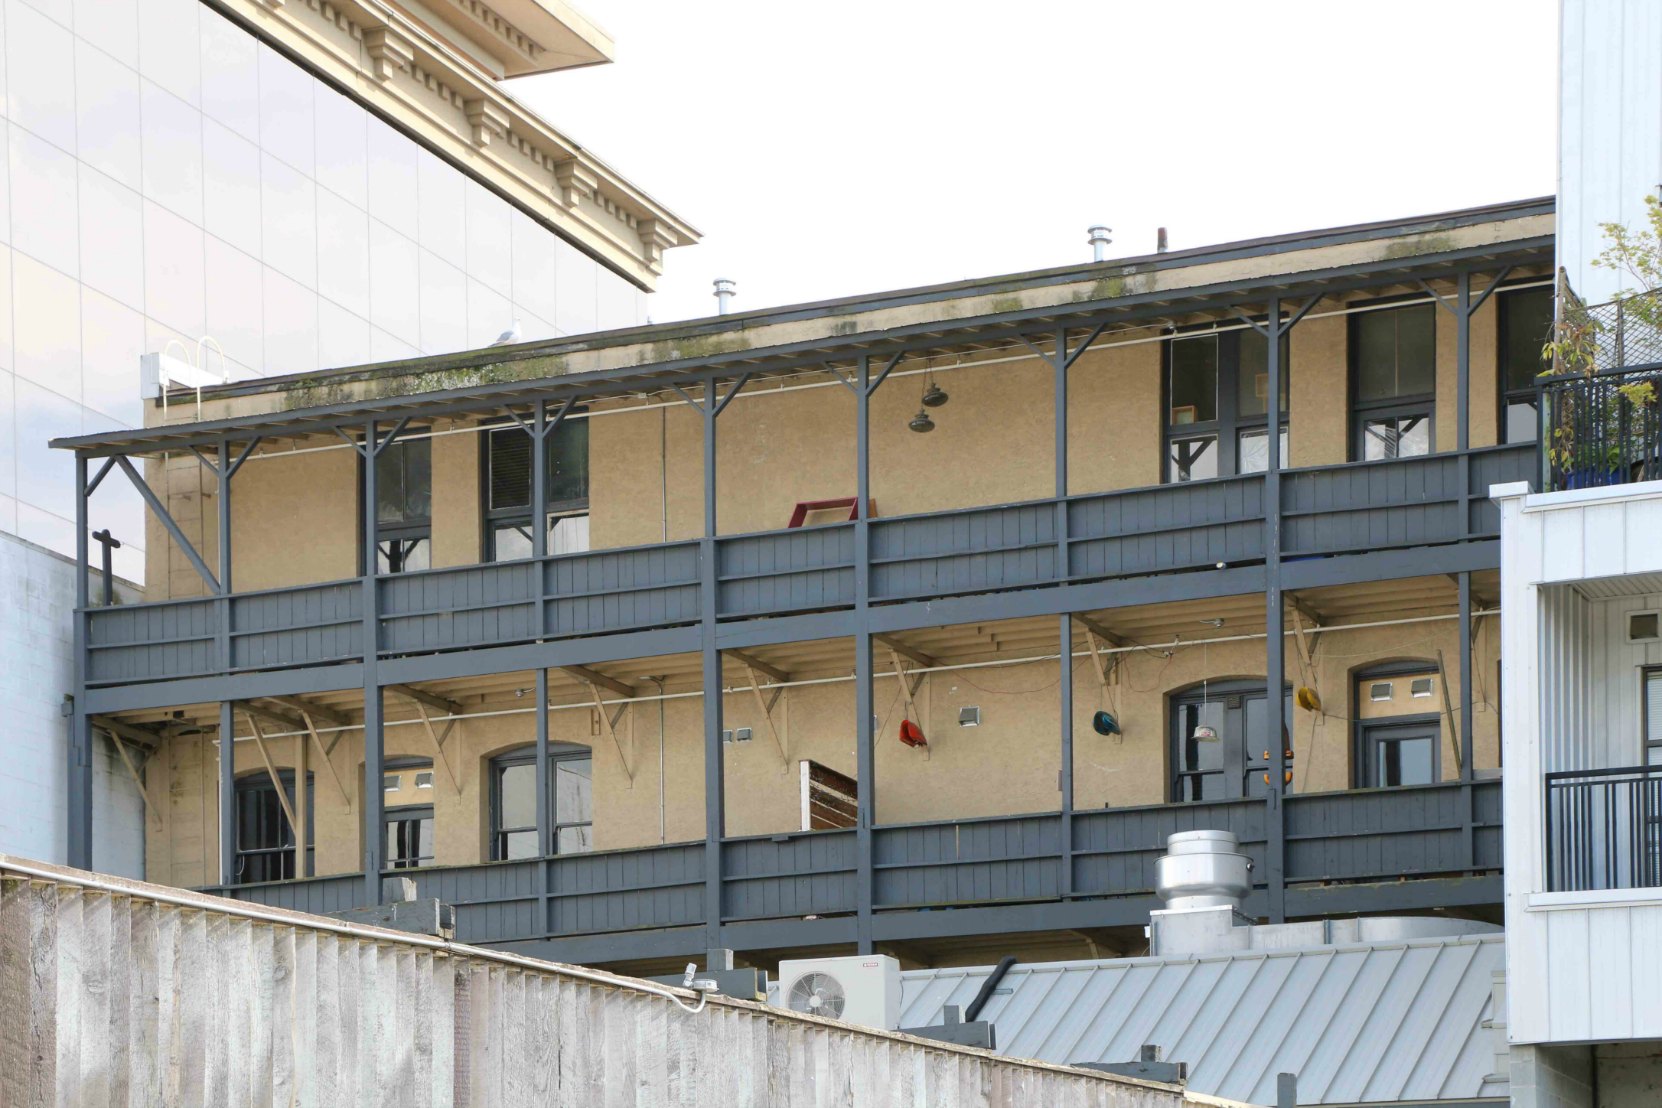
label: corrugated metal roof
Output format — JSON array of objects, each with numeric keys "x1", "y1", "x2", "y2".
[{"x1": 898, "y1": 934, "x2": 1508, "y2": 1107}]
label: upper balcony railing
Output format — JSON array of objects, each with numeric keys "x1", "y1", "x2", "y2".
[
  {"x1": 79, "y1": 444, "x2": 1533, "y2": 689},
  {"x1": 1541, "y1": 364, "x2": 1662, "y2": 491},
  {"x1": 1543, "y1": 291, "x2": 1662, "y2": 491}
]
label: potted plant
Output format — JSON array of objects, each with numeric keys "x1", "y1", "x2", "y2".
[{"x1": 1543, "y1": 196, "x2": 1662, "y2": 488}]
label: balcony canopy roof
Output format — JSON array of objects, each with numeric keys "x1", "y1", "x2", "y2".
[{"x1": 52, "y1": 197, "x2": 1554, "y2": 460}]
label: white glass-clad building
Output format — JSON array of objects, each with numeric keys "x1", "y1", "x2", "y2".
[{"x1": 0, "y1": 0, "x2": 694, "y2": 871}]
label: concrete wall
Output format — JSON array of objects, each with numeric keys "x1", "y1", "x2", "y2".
[
  {"x1": 0, "y1": 860, "x2": 1194, "y2": 1108},
  {"x1": 0, "y1": 533, "x2": 144, "y2": 877},
  {"x1": 142, "y1": 298, "x2": 1511, "y2": 596}
]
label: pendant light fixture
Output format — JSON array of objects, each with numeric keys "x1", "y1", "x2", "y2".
[
  {"x1": 908, "y1": 408, "x2": 935, "y2": 433},
  {"x1": 1192, "y1": 647, "x2": 1219, "y2": 742}
]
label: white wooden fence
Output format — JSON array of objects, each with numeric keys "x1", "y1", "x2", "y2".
[{"x1": 0, "y1": 856, "x2": 1225, "y2": 1108}]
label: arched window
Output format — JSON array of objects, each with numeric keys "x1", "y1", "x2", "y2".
[
  {"x1": 234, "y1": 770, "x2": 313, "y2": 884},
  {"x1": 383, "y1": 756, "x2": 435, "y2": 869},
  {"x1": 1170, "y1": 680, "x2": 1293, "y2": 801},
  {"x1": 489, "y1": 744, "x2": 593, "y2": 860},
  {"x1": 1353, "y1": 661, "x2": 1443, "y2": 788}
]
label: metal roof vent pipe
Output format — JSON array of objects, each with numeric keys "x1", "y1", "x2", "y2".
[
  {"x1": 1149, "y1": 830, "x2": 1254, "y2": 956},
  {"x1": 713, "y1": 278, "x2": 737, "y2": 315},
  {"x1": 1087, "y1": 225, "x2": 1112, "y2": 263},
  {"x1": 1157, "y1": 227, "x2": 1169, "y2": 254}
]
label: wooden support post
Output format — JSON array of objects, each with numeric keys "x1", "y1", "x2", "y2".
[
  {"x1": 412, "y1": 700, "x2": 464, "y2": 796},
  {"x1": 100, "y1": 728, "x2": 163, "y2": 829},
  {"x1": 585, "y1": 681, "x2": 634, "y2": 784},
  {"x1": 294, "y1": 722, "x2": 309, "y2": 877},
  {"x1": 300, "y1": 711, "x2": 352, "y2": 811},
  {"x1": 738, "y1": 659, "x2": 789, "y2": 770}
]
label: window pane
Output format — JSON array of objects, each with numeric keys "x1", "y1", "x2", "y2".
[
  {"x1": 549, "y1": 514, "x2": 590, "y2": 555},
  {"x1": 492, "y1": 523, "x2": 532, "y2": 562},
  {"x1": 498, "y1": 762, "x2": 536, "y2": 829},
  {"x1": 1396, "y1": 305, "x2": 1435, "y2": 395},
  {"x1": 502, "y1": 828, "x2": 539, "y2": 860},
  {"x1": 555, "y1": 757, "x2": 593, "y2": 824},
  {"x1": 1356, "y1": 305, "x2": 1435, "y2": 401},
  {"x1": 1168, "y1": 436, "x2": 1217, "y2": 482},
  {"x1": 1362, "y1": 415, "x2": 1430, "y2": 461},
  {"x1": 376, "y1": 438, "x2": 431, "y2": 523},
  {"x1": 1237, "y1": 333, "x2": 1289, "y2": 417},
  {"x1": 1503, "y1": 287, "x2": 1554, "y2": 391},
  {"x1": 1378, "y1": 736, "x2": 1435, "y2": 787},
  {"x1": 377, "y1": 536, "x2": 430, "y2": 574},
  {"x1": 1237, "y1": 427, "x2": 1288, "y2": 474},
  {"x1": 556, "y1": 825, "x2": 593, "y2": 854},
  {"x1": 547, "y1": 419, "x2": 589, "y2": 506},
  {"x1": 375, "y1": 444, "x2": 405, "y2": 523},
  {"x1": 1169, "y1": 337, "x2": 1217, "y2": 424},
  {"x1": 489, "y1": 428, "x2": 531, "y2": 511},
  {"x1": 1504, "y1": 400, "x2": 1538, "y2": 445}
]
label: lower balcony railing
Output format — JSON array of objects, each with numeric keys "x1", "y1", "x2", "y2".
[
  {"x1": 1545, "y1": 764, "x2": 1662, "y2": 892},
  {"x1": 202, "y1": 781, "x2": 1500, "y2": 952}
]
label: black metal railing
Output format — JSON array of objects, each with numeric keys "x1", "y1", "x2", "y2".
[
  {"x1": 1544, "y1": 765, "x2": 1662, "y2": 891},
  {"x1": 1540, "y1": 364, "x2": 1662, "y2": 491}
]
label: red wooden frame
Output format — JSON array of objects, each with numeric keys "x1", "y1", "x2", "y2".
[{"x1": 786, "y1": 497, "x2": 875, "y2": 528}]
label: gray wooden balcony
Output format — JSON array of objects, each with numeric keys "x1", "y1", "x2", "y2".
[
  {"x1": 202, "y1": 779, "x2": 1501, "y2": 962},
  {"x1": 83, "y1": 444, "x2": 1531, "y2": 688}
]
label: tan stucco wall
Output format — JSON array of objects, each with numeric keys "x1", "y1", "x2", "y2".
[
  {"x1": 431, "y1": 424, "x2": 481, "y2": 567},
  {"x1": 229, "y1": 448, "x2": 358, "y2": 592},
  {"x1": 1288, "y1": 311, "x2": 1347, "y2": 467}
]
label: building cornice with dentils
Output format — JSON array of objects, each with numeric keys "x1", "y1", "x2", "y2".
[{"x1": 206, "y1": 0, "x2": 699, "y2": 289}]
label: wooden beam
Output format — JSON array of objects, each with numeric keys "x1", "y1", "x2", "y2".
[
  {"x1": 89, "y1": 714, "x2": 167, "y2": 750},
  {"x1": 386, "y1": 683, "x2": 463, "y2": 716},
  {"x1": 737, "y1": 659, "x2": 789, "y2": 770},
  {"x1": 583, "y1": 681, "x2": 634, "y2": 784},
  {"x1": 262, "y1": 695, "x2": 354, "y2": 731},
  {"x1": 874, "y1": 634, "x2": 938, "y2": 670},
  {"x1": 411, "y1": 699, "x2": 464, "y2": 797},
  {"x1": 560, "y1": 665, "x2": 635, "y2": 700},
  {"x1": 243, "y1": 711, "x2": 300, "y2": 835},
  {"x1": 96, "y1": 725, "x2": 163, "y2": 829},
  {"x1": 1071, "y1": 613, "x2": 1125, "y2": 648},
  {"x1": 239, "y1": 701, "x2": 309, "y2": 734},
  {"x1": 724, "y1": 649, "x2": 789, "y2": 685},
  {"x1": 298, "y1": 710, "x2": 352, "y2": 811},
  {"x1": 886, "y1": 646, "x2": 927, "y2": 719}
]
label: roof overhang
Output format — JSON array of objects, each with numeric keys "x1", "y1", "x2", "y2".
[{"x1": 51, "y1": 199, "x2": 1555, "y2": 459}]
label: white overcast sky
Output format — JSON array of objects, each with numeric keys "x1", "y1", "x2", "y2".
[{"x1": 514, "y1": 0, "x2": 1558, "y2": 324}]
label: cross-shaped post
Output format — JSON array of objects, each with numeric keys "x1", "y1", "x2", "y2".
[{"x1": 91, "y1": 528, "x2": 121, "y2": 606}]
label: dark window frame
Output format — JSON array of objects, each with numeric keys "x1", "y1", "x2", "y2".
[
  {"x1": 1349, "y1": 298, "x2": 1437, "y2": 461},
  {"x1": 1162, "y1": 328, "x2": 1289, "y2": 483},
  {"x1": 383, "y1": 755, "x2": 436, "y2": 870},
  {"x1": 1498, "y1": 284, "x2": 1554, "y2": 445},
  {"x1": 1356, "y1": 715, "x2": 1443, "y2": 789},
  {"x1": 488, "y1": 742, "x2": 594, "y2": 860},
  {"x1": 361, "y1": 431, "x2": 433, "y2": 575},
  {"x1": 1168, "y1": 679, "x2": 1294, "y2": 802},
  {"x1": 480, "y1": 414, "x2": 591, "y2": 562},
  {"x1": 233, "y1": 769, "x2": 314, "y2": 884}
]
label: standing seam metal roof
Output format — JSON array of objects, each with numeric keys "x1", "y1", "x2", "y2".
[{"x1": 897, "y1": 934, "x2": 1507, "y2": 1107}]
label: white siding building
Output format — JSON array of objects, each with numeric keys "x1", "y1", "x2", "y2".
[{"x1": 0, "y1": 0, "x2": 695, "y2": 874}]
